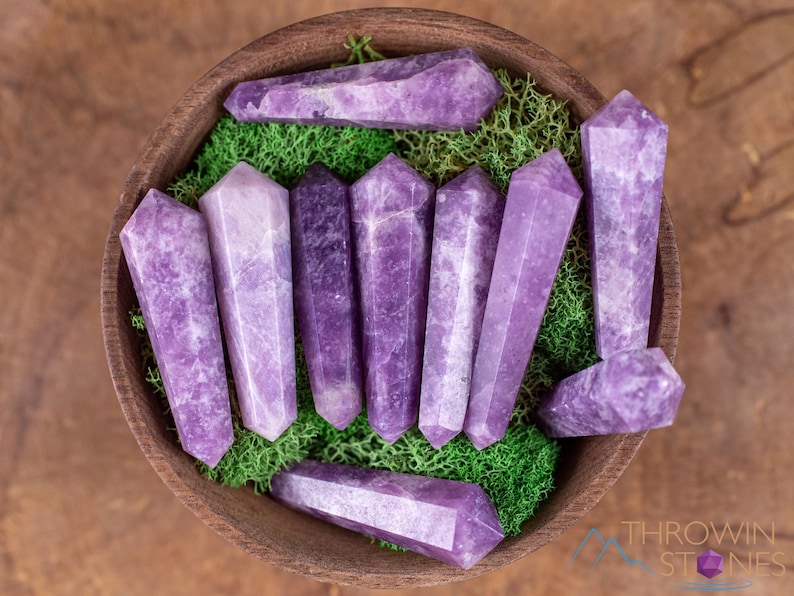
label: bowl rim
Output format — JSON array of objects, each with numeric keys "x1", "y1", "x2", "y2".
[{"x1": 100, "y1": 7, "x2": 681, "y2": 588}]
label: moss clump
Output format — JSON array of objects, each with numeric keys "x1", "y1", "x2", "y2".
[
  {"x1": 130, "y1": 47, "x2": 596, "y2": 539},
  {"x1": 168, "y1": 117, "x2": 397, "y2": 208}
]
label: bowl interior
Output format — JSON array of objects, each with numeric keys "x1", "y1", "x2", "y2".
[{"x1": 101, "y1": 8, "x2": 681, "y2": 588}]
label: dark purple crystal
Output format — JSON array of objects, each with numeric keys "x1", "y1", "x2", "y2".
[{"x1": 290, "y1": 163, "x2": 363, "y2": 430}]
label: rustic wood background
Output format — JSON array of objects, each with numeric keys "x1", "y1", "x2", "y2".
[{"x1": 2, "y1": 1, "x2": 792, "y2": 594}]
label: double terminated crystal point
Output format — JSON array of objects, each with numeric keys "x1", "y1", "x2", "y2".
[
  {"x1": 290, "y1": 164, "x2": 363, "y2": 430},
  {"x1": 224, "y1": 48, "x2": 504, "y2": 131},
  {"x1": 535, "y1": 347, "x2": 684, "y2": 437},
  {"x1": 351, "y1": 153, "x2": 435, "y2": 444},
  {"x1": 120, "y1": 189, "x2": 233, "y2": 468},
  {"x1": 199, "y1": 162, "x2": 297, "y2": 442},
  {"x1": 582, "y1": 90, "x2": 669, "y2": 359},
  {"x1": 464, "y1": 149, "x2": 582, "y2": 450},
  {"x1": 419, "y1": 166, "x2": 504, "y2": 449},
  {"x1": 270, "y1": 460, "x2": 504, "y2": 569}
]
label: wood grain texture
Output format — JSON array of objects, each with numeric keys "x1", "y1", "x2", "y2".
[{"x1": 3, "y1": 1, "x2": 793, "y2": 595}]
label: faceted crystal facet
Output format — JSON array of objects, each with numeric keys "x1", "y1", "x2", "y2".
[
  {"x1": 419, "y1": 166, "x2": 505, "y2": 449},
  {"x1": 581, "y1": 89, "x2": 669, "y2": 359},
  {"x1": 224, "y1": 48, "x2": 503, "y2": 132},
  {"x1": 120, "y1": 189, "x2": 233, "y2": 467},
  {"x1": 464, "y1": 149, "x2": 582, "y2": 450},
  {"x1": 290, "y1": 163, "x2": 363, "y2": 430},
  {"x1": 350, "y1": 153, "x2": 435, "y2": 443},
  {"x1": 697, "y1": 549, "x2": 724, "y2": 579},
  {"x1": 199, "y1": 162, "x2": 297, "y2": 441},
  {"x1": 270, "y1": 460, "x2": 504, "y2": 569},
  {"x1": 535, "y1": 347, "x2": 685, "y2": 437}
]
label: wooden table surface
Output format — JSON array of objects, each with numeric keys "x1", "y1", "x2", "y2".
[{"x1": 2, "y1": 1, "x2": 793, "y2": 594}]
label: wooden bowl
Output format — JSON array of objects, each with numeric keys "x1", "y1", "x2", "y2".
[{"x1": 100, "y1": 8, "x2": 681, "y2": 588}]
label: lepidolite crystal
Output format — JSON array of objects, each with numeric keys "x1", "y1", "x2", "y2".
[
  {"x1": 199, "y1": 162, "x2": 297, "y2": 442},
  {"x1": 581, "y1": 89, "x2": 668, "y2": 359},
  {"x1": 270, "y1": 460, "x2": 504, "y2": 569},
  {"x1": 464, "y1": 149, "x2": 582, "y2": 450},
  {"x1": 350, "y1": 153, "x2": 435, "y2": 444},
  {"x1": 224, "y1": 48, "x2": 503, "y2": 131},
  {"x1": 290, "y1": 164, "x2": 362, "y2": 430},
  {"x1": 535, "y1": 347, "x2": 684, "y2": 437},
  {"x1": 419, "y1": 166, "x2": 505, "y2": 449},
  {"x1": 120, "y1": 189, "x2": 233, "y2": 467}
]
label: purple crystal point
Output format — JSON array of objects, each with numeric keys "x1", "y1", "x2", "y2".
[
  {"x1": 419, "y1": 167, "x2": 505, "y2": 449},
  {"x1": 199, "y1": 162, "x2": 297, "y2": 441},
  {"x1": 582, "y1": 89, "x2": 669, "y2": 359},
  {"x1": 270, "y1": 460, "x2": 504, "y2": 569},
  {"x1": 120, "y1": 189, "x2": 233, "y2": 467},
  {"x1": 697, "y1": 549, "x2": 724, "y2": 579},
  {"x1": 224, "y1": 48, "x2": 503, "y2": 131},
  {"x1": 290, "y1": 163, "x2": 362, "y2": 430},
  {"x1": 535, "y1": 347, "x2": 685, "y2": 437},
  {"x1": 350, "y1": 153, "x2": 435, "y2": 443},
  {"x1": 464, "y1": 149, "x2": 582, "y2": 450}
]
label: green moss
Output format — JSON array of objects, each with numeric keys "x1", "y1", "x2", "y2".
[
  {"x1": 168, "y1": 117, "x2": 397, "y2": 208},
  {"x1": 128, "y1": 44, "x2": 597, "y2": 540}
]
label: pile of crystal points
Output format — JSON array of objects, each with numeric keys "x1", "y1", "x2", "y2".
[{"x1": 121, "y1": 48, "x2": 686, "y2": 568}]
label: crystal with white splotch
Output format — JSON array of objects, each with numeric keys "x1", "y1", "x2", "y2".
[
  {"x1": 224, "y1": 48, "x2": 504, "y2": 131},
  {"x1": 290, "y1": 163, "x2": 362, "y2": 430},
  {"x1": 419, "y1": 167, "x2": 504, "y2": 449},
  {"x1": 581, "y1": 89, "x2": 668, "y2": 359},
  {"x1": 199, "y1": 162, "x2": 297, "y2": 441},
  {"x1": 535, "y1": 347, "x2": 684, "y2": 437},
  {"x1": 270, "y1": 460, "x2": 504, "y2": 569},
  {"x1": 350, "y1": 153, "x2": 435, "y2": 444},
  {"x1": 120, "y1": 189, "x2": 233, "y2": 467},
  {"x1": 464, "y1": 149, "x2": 582, "y2": 450}
]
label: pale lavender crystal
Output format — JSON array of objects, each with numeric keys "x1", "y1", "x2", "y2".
[
  {"x1": 224, "y1": 48, "x2": 503, "y2": 131},
  {"x1": 270, "y1": 460, "x2": 504, "y2": 569},
  {"x1": 581, "y1": 89, "x2": 668, "y2": 359},
  {"x1": 350, "y1": 153, "x2": 435, "y2": 443},
  {"x1": 464, "y1": 149, "x2": 582, "y2": 450},
  {"x1": 199, "y1": 162, "x2": 297, "y2": 441},
  {"x1": 419, "y1": 167, "x2": 505, "y2": 449},
  {"x1": 120, "y1": 189, "x2": 233, "y2": 467},
  {"x1": 535, "y1": 347, "x2": 684, "y2": 437},
  {"x1": 290, "y1": 164, "x2": 362, "y2": 430}
]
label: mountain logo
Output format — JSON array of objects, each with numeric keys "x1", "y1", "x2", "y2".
[{"x1": 569, "y1": 528, "x2": 656, "y2": 575}]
